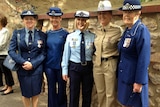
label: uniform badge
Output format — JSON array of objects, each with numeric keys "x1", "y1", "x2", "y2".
[
  {"x1": 123, "y1": 38, "x2": 131, "y2": 48},
  {"x1": 71, "y1": 38, "x2": 77, "y2": 48},
  {"x1": 86, "y1": 42, "x2": 92, "y2": 49},
  {"x1": 37, "y1": 40, "x2": 43, "y2": 48}
]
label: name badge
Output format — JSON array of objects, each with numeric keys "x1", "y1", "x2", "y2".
[{"x1": 123, "y1": 38, "x2": 131, "y2": 48}]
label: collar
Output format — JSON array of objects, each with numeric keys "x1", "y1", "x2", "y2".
[
  {"x1": 126, "y1": 19, "x2": 142, "y2": 36},
  {"x1": 25, "y1": 28, "x2": 34, "y2": 34},
  {"x1": 100, "y1": 22, "x2": 112, "y2": 32}
]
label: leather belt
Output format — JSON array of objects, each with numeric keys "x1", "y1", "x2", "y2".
[
  {"x1": 101, "y1": 56, "x2": 118, "y2": 61},
  {"x1": 70, "y1": 61, "x2": 92, "y2": 66}
]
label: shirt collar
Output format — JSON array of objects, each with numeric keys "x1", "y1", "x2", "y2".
[
  {"x1": 100, "y1": 22, "x2": 112, "y2": 32},
  {"x1": 25, "y1": 28, "x2": 34, "y2": 34}
]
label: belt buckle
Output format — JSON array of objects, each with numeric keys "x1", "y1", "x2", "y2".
[{"x1": 81, "y1": 61, "x2": 87, "y2": 66}]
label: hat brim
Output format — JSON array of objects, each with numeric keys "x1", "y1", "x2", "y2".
[
  {"x1": 46, "y1": 12, "x2": 63, "y2": 16},
  {"x1": 75, "y1": 16, "x2": 89, "y2": 19},
  {"x1": 21, "y1": 15, "x2": 38, "y2": 19}
]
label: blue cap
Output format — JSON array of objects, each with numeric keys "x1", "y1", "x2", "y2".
[
  {"x1": 20, "y1": 10, "x2": 37, "y2": 19},
  {"x1": 74, "y1": 10, "x2": 89, "y2": 18},
  {"x1": 119, "y1": 0, "x2": 142, "y2": 11},
  {"x1": 47, "y1": 7, "x2": 63, "y2": 16}
]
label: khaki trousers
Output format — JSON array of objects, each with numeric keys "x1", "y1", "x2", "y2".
[{"x1": 93, "y1": 58, "x2": 118, "y2": 107}]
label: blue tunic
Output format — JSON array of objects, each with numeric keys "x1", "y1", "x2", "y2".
[
  {"x1": 117, "y1": 20, "x2": 150, "y2": 107},
  {"x1": 45, "y1": 28, "x2": 69, "y2": 69}
]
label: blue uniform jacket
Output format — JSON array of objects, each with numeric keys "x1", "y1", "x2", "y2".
[
  {"x1": 8, "y1": 28, "x2": 46, "y2": 76},
  {"x1": 117, "y1": 19, "x2": 150, "y2": 107}
]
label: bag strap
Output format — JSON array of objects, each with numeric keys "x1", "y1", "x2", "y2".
[{"x1": 17, "y1": 30, "x2": 21, "y2": 55}]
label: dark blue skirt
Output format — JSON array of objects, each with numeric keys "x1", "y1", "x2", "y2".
[{"x1": 18, "y1": 73, "x2": 43, "y2": 98}]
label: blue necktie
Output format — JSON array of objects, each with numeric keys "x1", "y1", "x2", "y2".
[
  {"x1": 28, "y1": 30, "x2": 32, "y2": 46},
  {"x1": 80, "y1": 32, "x2": 86, "y2": 64}
]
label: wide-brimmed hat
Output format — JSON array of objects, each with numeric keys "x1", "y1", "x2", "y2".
[
  {"x1": 20, "y1": 10, "x2": 38, "y2": 19},
  {"x1": 119, "y1": 0, "x2": 142, "y2": 11},
  {"x1": 47, "y1": 7, "x2": 63, "y2": 16},
  {"x1": 97, "y1": 0, "x2": 112, "y2": 12},
  {"x1": 74, "y1": 10, "x2": 89, "y2": 18}
]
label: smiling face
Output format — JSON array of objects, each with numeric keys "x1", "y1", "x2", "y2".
[
  {"x1": 23, "y1": 16, "x2": 37, "y2": 30},
  {"x1": 97, "y1": 11, "x2": 112, "y2": 26},
  {"x1": 76, "y1": 18, "x2": 88, "y2": 31},
  {"x1": 49, "y1": 16, "x2": 62, "y2": 30},
  {"x1": 122, "y1": 10, "x2": 141, "y2": 28}
]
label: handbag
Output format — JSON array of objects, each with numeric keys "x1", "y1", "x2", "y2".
[
  {"x1": 3, "y1": 55, "x2": 19, "y2": 71},
  {"x1": 3, "y1": 31, "x2": 21, "y2": 71}
]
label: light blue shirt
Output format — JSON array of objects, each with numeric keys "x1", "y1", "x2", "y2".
[
  {"x1": 61, "y1": 29, "x2": 95, "y2": 75},
  {"x1": 25, "y1": 28, "x2": 34, "y2": 45}
]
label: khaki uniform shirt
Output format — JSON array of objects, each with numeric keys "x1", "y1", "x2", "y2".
[{"x1": 94, "y1": 22, "x2": 123, "y2": 66}]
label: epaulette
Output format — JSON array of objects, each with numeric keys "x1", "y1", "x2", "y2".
[{"x1": 88, "y1": 30, "x2": 95, "y2": 35}]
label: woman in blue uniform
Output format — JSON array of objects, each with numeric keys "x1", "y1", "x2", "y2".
[
  {"x1": 45, "y1": 7, "x2": 68, "y2": 107},
  {"x1": 61, "y1": 10, "x2": 95, "y2": 107},
  {"x1": 117, "y1": 0, "x2": 150, "y2": 107},
  {"x1": 8, "y1": 10, "x2": 46, "y2": 107}
]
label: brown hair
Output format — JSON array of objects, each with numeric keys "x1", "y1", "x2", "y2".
[{"x1": 0, "y1": 14, "x2": 7, "y2": 27}]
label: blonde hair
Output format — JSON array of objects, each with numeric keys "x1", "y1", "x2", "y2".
[{"x1": 74, "y1": 18, "x2": 90, "y2": 31}]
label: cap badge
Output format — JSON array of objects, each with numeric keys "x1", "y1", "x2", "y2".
[
  {"x1": 26, "y1": 11, "x2": 32, "y2": 15},
  {"x1": 79, "y1": 12, "x2": 85, "y2": 17},
  {"x1": 99, "y1": 2, "x2": 105, "y2": 10}
]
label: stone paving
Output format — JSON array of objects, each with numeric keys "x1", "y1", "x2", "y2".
[
  {"x1": 0, "y1": 85, "x2": 48, "y2": 107},
  {"x1": 0, "y1": 72, "x2": 48, "y2": 107}
]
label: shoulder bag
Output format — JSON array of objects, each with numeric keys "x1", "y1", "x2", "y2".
[{"x1": 3, "y1": 31, "x2": 21, "y2": 71}]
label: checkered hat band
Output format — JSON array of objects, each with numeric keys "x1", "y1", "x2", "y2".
[{"x1": 122, "y1": 5, "x2": 141, "y2": 10}]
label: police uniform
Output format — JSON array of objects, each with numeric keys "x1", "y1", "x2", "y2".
[
  {"x1": 61, "y1": 13, "x2": 95, "y2": 106},
  {"x1": 117, "y1": 0, "x2": 150, "y2": 107},
  {"x1": 93, "y1": 22, "x2": 122, "y2": 107},
  {"x1": 8, "y1": 10, "x2": 46, "y2": 98},
  {"x1": 45, "y1": 7, "x2": 68, "y2": 107}
]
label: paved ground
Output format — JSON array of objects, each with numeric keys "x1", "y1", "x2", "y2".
[
  {"x1": 0, "y1": 81, "x2": 48, "y2": 107},
  {"x1": 0, "y1": 86, "x2": 47, "y2": 107}
]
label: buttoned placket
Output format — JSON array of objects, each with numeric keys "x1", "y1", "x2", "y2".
[{"x1": 96, "y1": 29, "x2": 106, "y2": 66}]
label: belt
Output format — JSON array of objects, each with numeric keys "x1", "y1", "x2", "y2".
[
  {"x1": 101, "y1": 56, "x2": 118, "y2": 61},
  {"x1": 70, "y1": 61, "x2": 92, "y2": 66}
]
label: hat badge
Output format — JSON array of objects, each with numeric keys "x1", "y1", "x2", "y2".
[
  {"x1": 79, "y1": 12, "x2": 85, "y2": 17},
  {"x1": 26, "y1": 11, "x2": 32, "y2": 15},
  {"x1": 99, "y1": 2, "x2": 105, "y2": 10},
  {"x1": 51, "y1": 10, "x2": 55, "y2": 14}
]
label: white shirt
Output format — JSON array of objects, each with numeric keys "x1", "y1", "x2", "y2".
[{"x1": 0, "y1": 27, "x2": 10, "y2": 55}]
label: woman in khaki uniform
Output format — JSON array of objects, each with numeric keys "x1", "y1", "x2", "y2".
[{"x1": 93, "y1": 0, "x2": 123, "y2": 107}]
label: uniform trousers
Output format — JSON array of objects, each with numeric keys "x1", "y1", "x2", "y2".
[
  {"x1": 45, "y1": 68, "x2": 67, "y2": 107},
  {"x1": 69, "y1": 61, "x2": 93, "y2": 107},
  {"x1": 0, "y1": 55, "x2": 14, "y2": 87},
  {"x1": 93, "y1": 58, "x2": 118, "y2": 107}
]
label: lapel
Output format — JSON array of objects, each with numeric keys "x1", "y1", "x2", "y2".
[
  {"x1": 19, "y1": 28, "x2": 28, "y2": 48},
  {"x1": 33, "y1": 29, "x2": 41, "y2": 48}
]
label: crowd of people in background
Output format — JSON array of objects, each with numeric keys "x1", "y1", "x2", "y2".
[{"x1": 0, "y1": 0, "x2": 151, "y2": 107}]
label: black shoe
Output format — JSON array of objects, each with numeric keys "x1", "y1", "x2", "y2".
[
  {"x1": 0, "y1": 89, "x2": 7, "y2": 92},
  {"x1": 1, "y1": 90, "x2": 13, "y2": 95}
]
